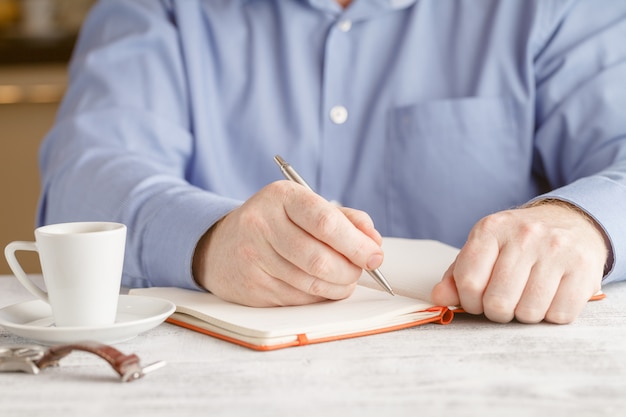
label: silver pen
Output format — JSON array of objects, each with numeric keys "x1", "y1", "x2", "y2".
[{"x1": 273, "y1": 155, "x2": 395, "y2": 296}]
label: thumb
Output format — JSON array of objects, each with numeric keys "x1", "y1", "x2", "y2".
[{"x1": 430, "y1": 263, "x2": 461, "y2": 307}]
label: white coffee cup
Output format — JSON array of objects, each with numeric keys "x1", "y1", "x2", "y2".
[{"x1": 4, "y1": 222, "x2": 127, "y2": 327}]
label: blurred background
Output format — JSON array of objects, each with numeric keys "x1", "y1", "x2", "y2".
[{"x1": 0, "y1": 0, "x2": 96, "y2": 274}]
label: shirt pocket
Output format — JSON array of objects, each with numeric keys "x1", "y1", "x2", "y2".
[{"x1": 385, "y1": 96, "x2": 529, "y2": 242}]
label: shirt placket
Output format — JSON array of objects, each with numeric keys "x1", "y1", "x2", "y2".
[{"x1": 318, "y1": 15, "x2": 356, "y2": 202}]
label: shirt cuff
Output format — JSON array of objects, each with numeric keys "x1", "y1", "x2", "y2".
[
  {"x1": 141, "y1": 188, "x2": 241, "y2": 290},
  {"x1": 535, "y1": 176, "x2": 625, "y2": 284}
]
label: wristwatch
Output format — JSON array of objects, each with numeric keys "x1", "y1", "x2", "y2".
[{"x1": 0, "y1": 341, "x2": 165, "y2": 382}]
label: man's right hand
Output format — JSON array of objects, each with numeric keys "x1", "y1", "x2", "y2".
[{"x1": 192, "y1": 181, "x2": 384, "y2": 307}]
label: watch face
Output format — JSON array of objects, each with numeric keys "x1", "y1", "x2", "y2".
[{"x1": 0, "y1": 345, "x2": 46, "y2": 374}]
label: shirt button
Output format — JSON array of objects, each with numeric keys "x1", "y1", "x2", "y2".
[
  {"x1": 329, "y1": 105, "x2": 348, "y2": 124},
  {"x1": 337, "y1": 19, "x2": 352, "y2": 32}
]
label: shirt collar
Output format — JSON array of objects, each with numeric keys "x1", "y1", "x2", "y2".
[
  {"x1": 241, "y1": 0, "x2": 417, "y2": 16},
  {"x1": 305, "y1": 0, "x2": 416, "y2": 12},
  {"x1": 241, "y1": 0, "x2": 417, "y2": 21}
]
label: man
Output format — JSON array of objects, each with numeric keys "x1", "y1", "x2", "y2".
[{"x1": 39, "y1": 0, "x2": 626, "y2": 324}]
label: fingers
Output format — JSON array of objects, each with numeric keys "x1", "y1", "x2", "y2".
[
  {"x1": 216, "y1": 259, "x2": 330, "y2": 307},
  {"x1": 260, "y1": 224, "x2": 363, "y2": 299},
  {"x1": 451, "y1": 224, "x2": 499, "y2": 315},
  {"x1": 195, "y1": 180, "x2": 384, "y2": 307},
  {"x1": 511, "y1": 260, "x2": 561, "y2": 323},
  {"x1": 543, "y1": 272, "x2": 595, "y2": 324},
  {"x1": 447, "y1": 205, "x2": 606, "y2": 324},
  {"x1": 267, "y1": 183, "x2": 383, "y2": 298},
  {"x1": 430, "y1": 262, "x2": 460, "y2": 306},
  {"x1": 480, "y1": 244, "x2": 534, "y2": 323},
  {"x1": 281, "y1": 186, "x2": 384, "y2": 272},
  {"x1": 541, "y1": 251, "x2": 602, "y2": 324},
  {"x1": 198, "y1": 216, "x2": 335, "y2": 307}
]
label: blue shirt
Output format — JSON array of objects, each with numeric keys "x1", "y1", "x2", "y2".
[{"x1": 39, "y1": 0, "x2": 626, "y2": 290}]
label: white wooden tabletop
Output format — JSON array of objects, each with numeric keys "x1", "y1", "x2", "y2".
[{"x1": 1, "y1": 274, "x2": 625, "y2": 417}]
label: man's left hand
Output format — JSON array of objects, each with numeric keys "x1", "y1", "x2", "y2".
[{"x1": 431, "y1": 201, "x2": 609, "y2": 324}]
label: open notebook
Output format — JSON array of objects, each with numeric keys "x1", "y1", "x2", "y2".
[{"x1": 130, "y1": 238, "x2": 463, "y2": 350}]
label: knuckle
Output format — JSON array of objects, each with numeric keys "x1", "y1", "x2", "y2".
[
  {"x1": 307, "y1": 277, "x2": 328, "y2": 297},
  {"x1": 314, "y1": 209, "x2": 341, "y2": 240},
  {"x1": 569, "y1": 251, "x2": 592, "y2": 274},
  {"x1": 269, "y1": 180, "x2": 300, "y2": 208},
  {"x1": 483, "y1": 295, "x2": 516, "y2": 323},
  {"x1": 340, "y1": 265, "x2": 364, "y2": 285},
  {"x1": 545, "y1": 232, "x2": 568, "y2": 253},
  {"x1": 517, "y1": 222, "x2": 543, "y2": 245},
  {"x1": 269, "y1": 179, "x2": 293, "y2": 196},
  {"x1": 348, "y1": 239, "x2": 370, "y2": 263},
  {"x1": 306, "y1": 252, "x2": 331, "y2": 278},
  {"x1": 466, "y1": 213, "x2": 510, "y2": 245},
  {"x1": 455, "y1": 277, "x2": 484, "y2": 298},
  {"x1": 349, "y1": 209, "x2": 373, "y2": 229},
  {"x1": 311, "y1": 280, "x2": 356, "y2": 301},
  {"x1": 514, "y1": 307, "x2": 545, "y2": 324},
  {"x1": 333, "y1": 281, "x2": 358, "y2": 300},
  {"x1": 545, "y1": 310, "x2": 576, "y2": 324},
  {"x1": 475, "y1": 212, "x2": 509, "y2": 233}
]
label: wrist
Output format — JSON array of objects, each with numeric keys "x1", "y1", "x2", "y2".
[
  {"x1": 522, "y1": 198, "x2": 612, "y2": 276},
  {"x1": 192, "y1": 220, "x2": 222, "y2": 290}
]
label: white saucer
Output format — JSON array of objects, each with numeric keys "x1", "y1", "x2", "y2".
[{"x1": 0, "y1": 295, "x2": 176, "y2": 345}]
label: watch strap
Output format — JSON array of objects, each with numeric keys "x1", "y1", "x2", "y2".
[{"x1": 36, "y1": 341, "x2": 143, "y2": 380}]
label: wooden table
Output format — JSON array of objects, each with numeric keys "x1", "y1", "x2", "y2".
[{"x1": 1, "y1": 274, "x2": 625, "y2": 417}]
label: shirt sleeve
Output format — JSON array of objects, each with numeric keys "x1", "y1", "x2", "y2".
[
  {"x1": 38, "y1": 0, "x2": 240, "y2": 289},
  {"x1": 532, "y1": 0, "x2": 626, "y2": 283}
]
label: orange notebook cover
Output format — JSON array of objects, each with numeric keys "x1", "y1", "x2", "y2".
[{"x1": 129, "y1": 238, "x2": 604, "y2": 351}]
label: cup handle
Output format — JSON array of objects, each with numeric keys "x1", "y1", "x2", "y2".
[{"x1": 4, "y1": 241, "x2": 49, "y2": 302}]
